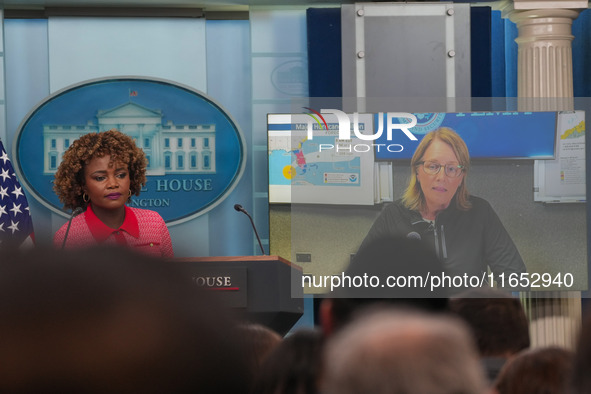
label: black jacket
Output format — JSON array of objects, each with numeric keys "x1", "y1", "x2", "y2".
[{"x1": 359, "y1": 196, "x2": 526, "y2": 282}]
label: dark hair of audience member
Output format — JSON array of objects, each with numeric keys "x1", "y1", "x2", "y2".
[
  {"x1": 494, "y1": 346, "x2": 574, "y2": 394},
  {"x1": 0, "y1": 246, "x2": 250, "y2": 394},
  {"x1": 449, "y1": 288, "x2": 530, "y2": 357},
  {"x1": 236, "y1": 323, "x2": 282, "y2": 383},
  {"x1": 320, "y1": 236, "x2": 449, "y2": 335},
  {"x1": 251, "y1": 328, "x2": 324, "y2": 394}
]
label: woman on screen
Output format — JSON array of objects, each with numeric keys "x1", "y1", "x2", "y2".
[
  {"x1": 358, "y1": 127, "x2": 525, "y2": 284},
  {"x1": 53, "y1": 129, "x2": 173, "y2": 257}
]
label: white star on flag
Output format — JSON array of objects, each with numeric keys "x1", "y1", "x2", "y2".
[
  {"x1": 10, "y1": 203, "x2": 22, "y2": 216},
  {"x1": 0, "y1": 139, "x2": 34, "y2": 248},
  {"x1": 0, "y1": 168, "x2": 9, "y2": 182},
  {"x1": 8, "y1": 220, "x2": 19, "y2": 234},
  {"x1": 11, "y1": 186, "x2": 24, "y2": 199},
  {"x1": 0, "y1": 150, "x2": 9, "y2": 165}
]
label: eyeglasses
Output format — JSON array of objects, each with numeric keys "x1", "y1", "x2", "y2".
[{"x1": 418, "y1": 161, "x2": 465, "y2": 178}]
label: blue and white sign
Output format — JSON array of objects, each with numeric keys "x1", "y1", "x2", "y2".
[
  {"x1": 13, "y1": 77, "x2": 246, "y2": 225},
  {"x1": 374, "y1": 111, "x2": 558, "y2": 160}
]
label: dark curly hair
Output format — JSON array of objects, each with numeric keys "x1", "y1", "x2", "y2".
[{"x1": 53, "y1": 129, "x2": 147, "y2": 210}]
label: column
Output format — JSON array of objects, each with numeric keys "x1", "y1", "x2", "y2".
[{"x1": 507, "y1": 0, "x2": 587, "y2": 349}]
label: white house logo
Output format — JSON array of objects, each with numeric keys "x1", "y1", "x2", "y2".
[
  {"x1": 43, "y1": 102, "x2": 217, "y2": 177},
  {"x1": 13, "y1": 77, "x2": 246, "y2": 225}
]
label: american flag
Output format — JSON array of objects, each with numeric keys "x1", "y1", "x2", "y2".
[{"x1": 0, "y1": 140, "x2": 34, "y2": 248}]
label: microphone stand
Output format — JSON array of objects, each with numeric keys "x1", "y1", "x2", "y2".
[
  {"x1": 234, "y1": 204, "x2": 265, "y2": 255},
  {"x1": 61, "y1": 207, "x2": 84, "y2": 249}
]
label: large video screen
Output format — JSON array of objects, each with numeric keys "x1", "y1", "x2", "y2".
[{"x1": 274, "y1": 101, "x2": 588, "y2": 296}]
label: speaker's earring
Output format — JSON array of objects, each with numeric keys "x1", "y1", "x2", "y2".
[
  {"x1": 128, "y1": 189, "x2": 132, "y2": 198},
  {"x1": 83, "y1": 193, "x2": 89, "y2": 202}
]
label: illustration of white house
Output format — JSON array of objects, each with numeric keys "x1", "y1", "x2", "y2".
[{"x1": 43, "y1": 101, "x2": 216, "y2": 176}]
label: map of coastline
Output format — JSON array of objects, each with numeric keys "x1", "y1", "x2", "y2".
[
  {"x1": 269, "y1": 136, "x2": 361, "y2": 187},
  {"x1": 561, "y1": 120, "x2": 585, "y2": 140}
]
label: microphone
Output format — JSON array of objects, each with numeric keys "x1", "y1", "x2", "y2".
[
  {"x1": 61, "y1": 207, "x2": 84, "y2": 249},
  {"x1": 234, "y1": 204, "x2": 265, "y2": 255},
  {"x1": 406, "y1": 231, "x2": 422, "y2": 241}
]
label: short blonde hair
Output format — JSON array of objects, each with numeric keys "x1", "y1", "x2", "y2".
[{"x1": 402, "y1": 127, "x2": 471, "y2": 212}]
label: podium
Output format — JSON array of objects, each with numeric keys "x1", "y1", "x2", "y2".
[{"x1": 174, "y1": 255, "x2": 303, "y2": 335}]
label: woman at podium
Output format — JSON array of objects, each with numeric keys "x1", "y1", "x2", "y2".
[
  {"x1": 53, "y1": 129, "x2": 173, "y2": 257},
  {"x1": 359, "y1": 127, "x2": 525, "y2": 285}
]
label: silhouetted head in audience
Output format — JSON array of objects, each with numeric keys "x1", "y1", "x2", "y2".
[
  {"x1": 449, "y1": 287, "x2": 530, "y2": 382},
  {"x1": 0, "y1": 246, "x2": 249, "y2": 394},
  {"x1": 237, "y1": 323, "x2": 282, "y2": 385},
  {"x1": 319, "y1": 235, "x2": 449, "y2": 336},
  {"x1": 252, "y1": 327, "x2": 324, "y2": 394},
  {"x1": 493, "y1": 346, "x2": 573, "y2": 394},
  {"x1": 321, "y1": 308, "x2": 487, "y2": 394}
]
